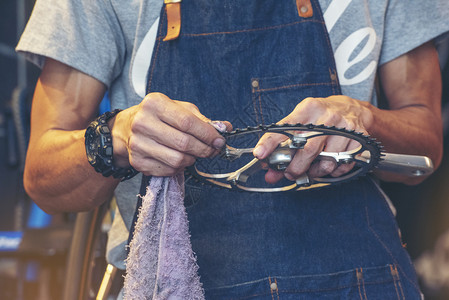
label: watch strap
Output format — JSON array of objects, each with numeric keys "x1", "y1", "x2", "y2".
[{"x1": 85, "y1": 109, "x2": 139, "y2": 181}]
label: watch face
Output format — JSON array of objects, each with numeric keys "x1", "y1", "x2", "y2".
[{"x1": 85, "y1": 128, "x2": 100, "y2": 165}]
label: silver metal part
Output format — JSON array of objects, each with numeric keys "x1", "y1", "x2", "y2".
[
  {"x1": 267, "y1": 147, "x2": 296, "y2": 171},
  {"x1": 368, "y1": 153, "x2": 434, "y2": 176},
  {"x1": 222, "y1": 146, "x2": 254, "y2": 161},
  {"x1": 187, "y1": 123, "x2": 434, "y2": 192}
]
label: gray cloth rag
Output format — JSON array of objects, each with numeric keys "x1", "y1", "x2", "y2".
[{"x1": 123, "y1": 175, "x2": 205, "y2": 300}]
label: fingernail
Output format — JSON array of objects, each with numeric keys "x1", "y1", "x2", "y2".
[
  {"x1": 253, "y1": 145, "x2": 265, "y2": 159},
  {"x1": 213, "y1": 138, "x2": 226, "y2": 149}
]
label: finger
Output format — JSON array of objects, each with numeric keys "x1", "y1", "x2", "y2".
[
  {"x1": 284, "y1": 135, "x2": 326, "y2": 180},
  {"x1": 128, "y1": 135, "x2": 196, "y2": 172},
  {"x1": 144, "y1": 94, "x2": 227, "y2": 150},
  {"x1": 305, "y1": 134, "x2": 350, "y2": 177},
  {"x1": 329, "y1": 137, "x2": 360, "y2": 177},
  {"x1": 253, "y1": 132, "x2": 289, "y2": 160},
  {"x1": 134, "y1": 115, "x2": 218, "y2": 159},
  {"x1": 138, "y1": 159, "x2": 185, "y2": 177},
  {"x1": 184, "y1": 108, "x2": 233, "y2": 133},
  {"x1": 329, "y1": 161, "x2": 356, "y2": 178},
  {"x1": 162, "y1": 103, "x2": 227, "y2": 149},
  {"x1": 264, "y1": 168, "x2": 285, "y2": 184},
  {"x1": 308, "y1": 134, "x2": 359, "y2": 178}
]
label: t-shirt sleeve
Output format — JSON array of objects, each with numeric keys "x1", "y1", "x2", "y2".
[
  {"x1": 380, "y1": 0, "x2": 449, "y2": 66},
  {"x1": 16, "y1": 0, "x2": 126, "y2": 88}
]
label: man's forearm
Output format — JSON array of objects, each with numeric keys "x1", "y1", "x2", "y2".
[
  {"x1": 369, "y1": 41, "x2": 443, "y2": 184},
  {"x1": 24, "y1": 129, "x2": 120, "y2": 214},
  {"x1": 364, "y1": 103, "x2": 442, "y2": 184}
]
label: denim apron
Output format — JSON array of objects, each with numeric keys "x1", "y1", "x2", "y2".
[{"x1": 141, "y1": 1, "x2": 422, "y2": 298}]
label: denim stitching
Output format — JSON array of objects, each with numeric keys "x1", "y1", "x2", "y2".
[
  {"x1": 268, "y1": 276, "x2": 273, "y2": 300},
  {"x1": 365, "y1": 178, "x2": 422, "y2": 294},
  {"x1": 147, "y1": 10, "x2": 166, "y2": 93},
  {"x1": 206, "y1": 267, "x2": 394, "y2": 291},
  {"x1": 365, "y1": 207, "x2": 420, "y2": 292},
  {"x1": 268, "y1": 277, "x2": 275, "y2": 300},
  {"x1": 359, "y1": 268, "x2": 368, "y2": 300},
  {"x1": 209, "y1": 280, "x2": 399, "y2": 298},
  {"x1": 216, "y1": 291, "x2": 276, "y2": 300},
  {"x1": 274, "y1": 278, "x2": 279, "y2": 300},
  {"x1": 390, "y1": 265, "x2": 401, "y2": 300},
  {"x1": 397, "y1": 277, "x2": 405, "y2": 299},
  {"x1": 251, "y1": 83, "x2": 261, "y2": 125},
  {"x1": 357, "y1": 268, "x2": 368, "y2": 300},
  {"x1": 329, "y1": 68, "x2": 339, "y2": 95},
  {"x1": 180, "y1": 19, "x2": 324, "y2": 37},
  {"x1": 391, "y1": 265, "x2": 406, "y2": 300},
  {"x1": 363, "y1": 184, "x2": 422, "y2": 294},
  {"x1": 272, "y1": 281, "x2": 395, "y2": 294},
  {"x1": 356, "y1": 268, "x2": 364, "y2": 300},
  {"x1": 257, "y1": 92, "x2": 265, "y2": 125},
  {"x1": 313, "y1": 0, "x2": 341, "y2": 95},
  {"x1": 256, "y1": 82, "x2": 334, "y2": 93}
]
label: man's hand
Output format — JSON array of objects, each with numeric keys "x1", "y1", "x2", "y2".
[
  {"x1": 253, "y1": 95, "x2": 373, "y2": 184},
  {"x1": 24, "y1": 58, "x2": 230, "y2": 213},
  {"x1": 254, "y1": 41, "x2": 443, "y2": 186},
  {"x1": 110, "y1": 93, "x2": 230, "y2": 177}
]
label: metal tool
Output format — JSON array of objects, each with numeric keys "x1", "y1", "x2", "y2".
[{"x1": 187, "y1": 123, "x2": 434, "y2": 192}]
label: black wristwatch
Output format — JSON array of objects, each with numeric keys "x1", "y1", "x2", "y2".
[{"x1": 85, "y1": 109, "x2": 139, "y2": 181}]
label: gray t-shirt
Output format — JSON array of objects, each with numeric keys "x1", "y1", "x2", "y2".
[{"x1": 17, "y1": 0, "x2": 449, "y2": 269}]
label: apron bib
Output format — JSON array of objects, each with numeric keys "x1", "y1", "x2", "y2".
[{"x1": 135, "y1": 1, "x2": 422, "y2": 298}]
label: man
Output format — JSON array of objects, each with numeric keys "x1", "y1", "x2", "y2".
[{"x1": 17, "y1": 0, "x2": 449, "y2": 298}]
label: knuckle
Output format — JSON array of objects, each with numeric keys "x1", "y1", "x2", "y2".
[
  {"x1": 285, "y1": 160, "x2": 307, "y2": 178},
  {"x1": 195, "y1": 127, "x2": 213, "y2": 144},
  {"x1": 145, "y1": 92, "x2": 164, "y2": 102},
  {"x1": 127, "y1": 136, "x2": 140, "y2": 153},
  {"x1": 286, "y1": 169, "x2": 305, "y2": 179},
  {"x1": 175, "y1": 133, "x2": 191, "y2": 152},
  {"x1": 142, "y1": 92, "x2": 166, "y2": 110},
  {"x1": 341, "y1": 95, "x2": 352, "y2": 102},
  {"x1": 130, "y1": 111, "x2": 148, "y2": 134},
  {"x1": 128, "y1": 154, "x2": 147, "y2": 173},
  {"x1": 301, "y1": 97, "x2": 321, "y2": 110},
  {"x1": 167, "y1": 152, "x2": 189, "y2": 169},
  {"x1": 130, "y1": 119, "x2": 143, "y2": 135},
  {"x1": 128, "y1": 157, "x2": 141, "y2": 171},
  {"x1": 319, "y1": 161, "x2": 336, "y2": 175},
  {"x1": 343, "y1": 121, "x2": 356, "y2": 131},
  {"x1": 301, "y1": 97, "x2": 315, "y2": 105},
  {"x1": 199, "y1": 147, "x2": 215, "y2": 158},
  {"x1": 184, "y1": 101, "x2": 199, "y2": 112},
  {"x1": 326, "y1": 113, "x2": 342, "y2": 126},
  {"x1": 141, "y1": 94, "x2": 156, "y2": 108},
  {"x1": 205, "y1": 127, "x2": 218, "y2": 141},
  {"x1": 178, "y1": 114, "x2": 195, "y2": 132}
]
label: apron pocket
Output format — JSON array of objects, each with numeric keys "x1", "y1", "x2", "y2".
[
  {"x1": 250, "y1": 72, "x2": 338, "y2": 125},
  {"x1": 204, "y1": 264, "x2": 405, "y2": 300}
]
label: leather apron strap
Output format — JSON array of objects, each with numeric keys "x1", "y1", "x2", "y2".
[{"x1": 163, "y1": 0, "x2": 182, "y2": 41}]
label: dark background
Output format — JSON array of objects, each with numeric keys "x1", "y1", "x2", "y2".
[{"x1": 1, "y1": 0, "x2": 449, "y2": 299}]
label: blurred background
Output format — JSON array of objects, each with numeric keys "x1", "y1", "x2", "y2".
[{"x1": 1, "y1": 0, "x2": 449, "y2": 299}]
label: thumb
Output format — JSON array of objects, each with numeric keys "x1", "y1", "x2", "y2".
[{"x1": 253, "y1": 131, "x2": 289, "y2": 160}]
